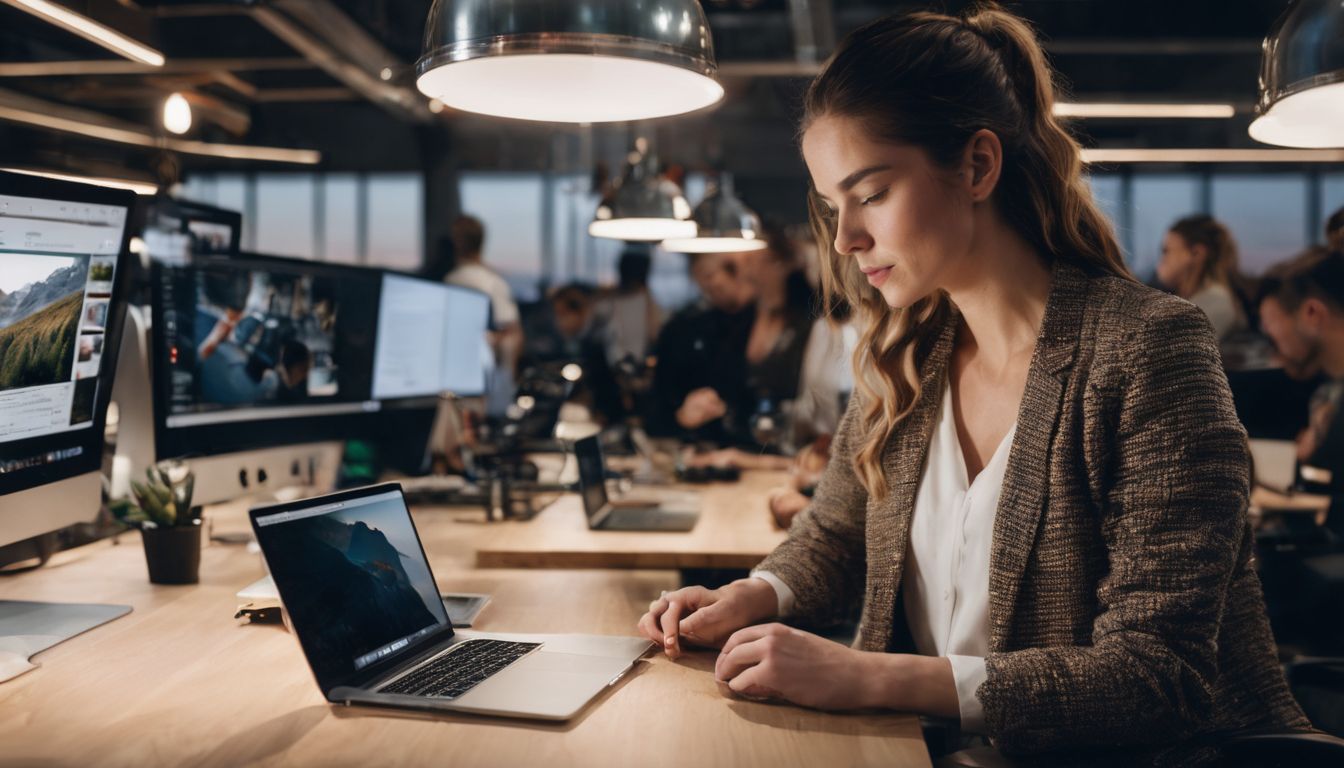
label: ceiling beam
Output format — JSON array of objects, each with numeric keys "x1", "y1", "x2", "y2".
[
  {"x1": 0, "y1": 58, "x2": 313, "y2": 77},
  {"x1": 788, "y1": 0, "x2": 835, "y2": 64},
  {"x1": 0, "y1": 86, "x2": 319, "y2": 164}
]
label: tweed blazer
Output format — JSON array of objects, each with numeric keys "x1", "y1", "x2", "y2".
[{"x1": 755, "y1": 262, "x2": 1310, "y2": 759}]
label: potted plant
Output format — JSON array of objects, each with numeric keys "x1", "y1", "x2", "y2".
[{"x1": 110, "y1": 462, "x2": 202, "y2": 585}]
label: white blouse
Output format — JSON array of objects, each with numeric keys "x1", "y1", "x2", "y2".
[{"x1": 755, "y1": 382, "x2": 1014, "y2": 733}]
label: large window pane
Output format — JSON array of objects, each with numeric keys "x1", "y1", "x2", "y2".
[
  {"x1": 1131, "y1": 174, "x2": 1200, "y2": 281},
  {"x1": 1323, "y1": 172, "x2": 1344, "y2": 245},
  {"x1": 460, "y1": 173, "x2": 543, "y2": 301},
  {"x1": 366, "y1": 173, "x2": 423, "y2": 271},
  {"x1": 1086, "y1": 173, "x2": 1128, "y2": 261},
  {"x1": 254, "y1": 173, "x2": 315, "y2": 259},
  {"x1": 1211, "y1": 174, "x2": 1308, "y2": 276},
  {"x1": 322, "y1": 175, "x2": 359, "y2": 264}
]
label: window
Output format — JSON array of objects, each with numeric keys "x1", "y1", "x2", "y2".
[
  {"x1": 366, "y1": 174, "x2": 423, "y2": 271},
  {"x1": 1211, "y1": 174, "x2": 1309, "y2": 275},
  {"x1": 176, "y1": 173, "x2": 423, "y2": 269},
  {"x1": 460, "y1": 173, "x2": 545, "y2": 302},
  {"x1": 254, "y1": 173, "x2": 315, "y2": 259},
  {"x1": 1087, "y1": 173, "x2": 1128, "y2": 262},
  {"x1": 1322, "y1": 172, "x2": 1344, "y2": 244}
]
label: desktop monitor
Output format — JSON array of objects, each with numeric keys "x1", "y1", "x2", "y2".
[
  {"x1": 0, "y1": 171, "x2": 134, "y2": 548},
  {"x1": 373, "y1": 273, "x2": 491, "y2": 400},
  {"x1": 140, "y1": 196, "x2": 241, "y2": 265}
]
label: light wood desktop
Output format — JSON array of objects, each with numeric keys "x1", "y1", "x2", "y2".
[
  {"x1": 0, "y1": 497, "x2": 929, "y2": 767},
  {"x1": 468, "y1": 470, "x2": 791, "y2": 570}
]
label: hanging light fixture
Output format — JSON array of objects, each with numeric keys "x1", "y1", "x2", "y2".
[
  {"x1": 162, "y1": 92, "x2": 192, "y2": 135},
  {"x1": 589, "y1": 139, "x2": 695, "y2": 241},
  {"x1": 1249, "y1": 0, "x2": 1344, "y2": 148},
  {"x1": 661, "y1": 173, "x2": 767, "y2": 253},
  {"x1": 415, "y1": 0, "x2": 724, "y2": 123}
]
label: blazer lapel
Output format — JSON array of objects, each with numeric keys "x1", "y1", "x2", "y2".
[
  {"x1": 863, "y1": 305, "x2": 958, "y2": 651},
  {"x1": 988, "y1": 262, "x2": 1088, "y2": 648}
]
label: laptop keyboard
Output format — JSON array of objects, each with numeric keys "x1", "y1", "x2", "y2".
[
  {"x1": 381, "y1": 639, "x2": 540, "y2": 699},
  {"x1": 606, "y1": 508, "x2": 695, "y2": 530}
]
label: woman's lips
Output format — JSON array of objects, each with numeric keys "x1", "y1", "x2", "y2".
[{"x1": 862, "y1": 266, "x2": 892, "y2": 287}]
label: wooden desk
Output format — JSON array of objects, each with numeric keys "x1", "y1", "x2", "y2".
[
  {"x1": 0, "y1": 504, "x2": 928, "y2": 767},
  {"x1": 469, "y1": 471, "x2": 791, "y2": 570}
]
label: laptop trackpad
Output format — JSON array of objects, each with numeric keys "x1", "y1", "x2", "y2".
[{"x1": 453, "y1": 651, "x2": 634, "y2": 719}]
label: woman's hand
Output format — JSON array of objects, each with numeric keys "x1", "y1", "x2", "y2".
[
  {"x1": 767, "y1": 487, "x2": 809, "y2": 529},
  {"x1": 637, "y1": 579, "x2": 778, "y2": 659},
  {"x1": 715, "y1": 624, "x2": 961, "y2": 716},
  {"x1": 676, "y1": 387, "x2": 727, "y2": 429},
  {"x1": 713, "y1": 623, "x2": 886, "y2": 709}
]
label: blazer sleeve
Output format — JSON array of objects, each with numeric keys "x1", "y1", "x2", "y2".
[
  {"x1": 979, "y1": 298, "x2": 1249, "y2": 754},
  {"x1": 753, "y1": 393, "x2": 869, "y2": 626}
]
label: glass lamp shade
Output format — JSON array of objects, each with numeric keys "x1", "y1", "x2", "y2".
[
  {"x1": 1249, "y1": 0, "x2": 1344, "y2": 148},
  {"x1": 416, "y1": 0, "x2": 724, "y2": 123},
  {"x1": 661, "y1": 178, "x2": 767, "y2": 253},
  {"x1": 589, "y1": 147, "x2": 694, "y2": 241}
]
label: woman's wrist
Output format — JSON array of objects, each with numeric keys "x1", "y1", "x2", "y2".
[
  {"x1": 858, "y1": 653, "x2": 959, "y2": 717},
  {"x1": 726, "y1": 578, "x2": 779, "y2": 625}
]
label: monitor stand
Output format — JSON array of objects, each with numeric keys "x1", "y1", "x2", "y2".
[
  {"x1": 0, "y1": 474, "x2": 132, "y2": 684},
  {"x1": 0, "y1": 600, "x2": 131, "y2": 684}
]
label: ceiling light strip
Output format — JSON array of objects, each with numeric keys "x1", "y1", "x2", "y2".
[
  {"x1": 1055, "y1": 102, "x2": 1236, "y2": 119},
  {"x1": 1, "y1": 167, "x2": 158, "y2": 195},
  {"x1": 2, "y1": 0, "x2": 165, "y2": 67},
  {"x1": 1082, "y1": 148, "x2": 1344, "y2": 163},
  {"x1": 0, "y1": 104, "x2": 320, "y2": 165}
]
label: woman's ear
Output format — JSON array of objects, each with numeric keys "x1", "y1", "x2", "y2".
[{"x1": 963, "y1": 129, "x2": 1003, "y2": 202}]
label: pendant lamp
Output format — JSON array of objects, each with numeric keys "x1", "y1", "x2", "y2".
[
  {"x1": 415, "y1": 0, "x2": 724, "y2": 123},
  {"x1": 589, "y1": 140, "x2": 695, "y2": 241},
  {"x1": 1249, "y1": 0, "x2": 1344, "y2": 148},
  {"x1": 661, "y1": 174, "x2": 767, "y2": 253}
]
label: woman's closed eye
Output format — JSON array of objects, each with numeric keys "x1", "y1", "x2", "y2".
[{"x1": 860, "y1": 189, "x2": 888, "y2": 206}]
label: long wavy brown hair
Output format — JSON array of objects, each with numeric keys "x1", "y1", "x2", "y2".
[{"x1": 802, "y1": 3, "x2": 1132, "y2": 499}]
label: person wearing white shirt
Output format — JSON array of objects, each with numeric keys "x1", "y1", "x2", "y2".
[{"x1": 637, "y1": 6, "x2": 1308, "y2": 761}]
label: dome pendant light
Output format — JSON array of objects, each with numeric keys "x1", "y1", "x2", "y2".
[
  {"x1": 1249, "y1": 0, "x2": 1344, "y2": 148},
  {"x1": 661, "y1": 173, "x2": 768, "y2": 253},
  {"x1": 415, "y1": 0, "x2": 725, "y2": 123},
  {"x1": 589, "y1": 139, "x2": 695, "y2": 241}
]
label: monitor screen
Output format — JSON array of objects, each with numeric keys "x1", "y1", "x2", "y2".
[
  {"x1": 372, "y1": 274, "x2": 490, "y2": 400},
  {"x1": 142, "y1": 197, "x2": 240, "y2": 265},
  {"x1": 0, "y1": 172, "x2": 133, "y2": 496},
  {"x1": 574, "y1": 436, "x2": 608, "y2": 519},
  {"x1": 151, "y1": 253, "x2": 425, "y2": 459}
]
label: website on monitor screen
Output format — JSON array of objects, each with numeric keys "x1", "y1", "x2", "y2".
[{"x1": 0, "y1": 193, "x2": 125, "y2": 472}]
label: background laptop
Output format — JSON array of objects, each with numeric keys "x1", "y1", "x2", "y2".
[
  {"x1": 574, "y1": 435, "x2": 700, "y2": 531},
  {"x1": 249, "y1": 483, "x2": 650, "y2": 720}
]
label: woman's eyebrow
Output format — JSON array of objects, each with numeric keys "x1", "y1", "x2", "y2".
[{"x1": 837, "y1": 164, "x2": 892, "y2": 193}]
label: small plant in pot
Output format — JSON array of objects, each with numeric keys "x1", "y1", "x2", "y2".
[{"x1": 110, "y1": 462, "x2": 202, "y2": 585}]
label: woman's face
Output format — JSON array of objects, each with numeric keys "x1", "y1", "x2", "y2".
[
  {"x1": 1157, "y1": 231, "x2": 1202, "y2": 296},
  {"x1": 801, "y1": 114, "x2": 976, "y2": 309}
]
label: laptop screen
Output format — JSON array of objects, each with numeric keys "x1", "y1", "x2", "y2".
[
  {"x1": 574, "y1": 436, "x2": 608, "y2": 519},
  {"x1": 252, "y1": 486, "x2": 450, "y2": 691}
]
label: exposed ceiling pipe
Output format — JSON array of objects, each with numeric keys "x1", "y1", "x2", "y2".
[
  {"x1": 787, "y1": 0, "x2": 835, "y2": 65},
  {"x1": 249, "y1": 0, "x2": 431, "y2": 123}
]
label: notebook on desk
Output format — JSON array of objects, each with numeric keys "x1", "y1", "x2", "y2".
[{"x1": 249, "y1": 483, "x2": 650, "y2": 720}]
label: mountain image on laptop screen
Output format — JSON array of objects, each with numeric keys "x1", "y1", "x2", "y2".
[
  {"x1": 267, "y1": 505, "x2": 443, "y2": 670},
  {"x1": 0, "y1": 254, "x2": 90, "y2": 392}
]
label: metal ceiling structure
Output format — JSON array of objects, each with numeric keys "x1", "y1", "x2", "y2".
[{"x1": 0, "y1": 1, "x2": 1309, "y2": 191}]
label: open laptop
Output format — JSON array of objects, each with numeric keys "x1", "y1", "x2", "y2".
[
  {"x1": 249, "y1": 483, "x2": 651, "y2": 720},
  {"x1": 574, "y1": 435, "x2": 700, "y2": 531},
  {"x1": 1249, "y1": 438, "x2": 1298, "y2": 493}
]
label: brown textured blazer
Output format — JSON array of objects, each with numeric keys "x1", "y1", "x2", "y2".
[{"x1": 756, "y1": 262, "x2": 1310, "y2": 759}]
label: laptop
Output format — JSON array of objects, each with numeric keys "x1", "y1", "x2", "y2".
[
  {"x1": 249, "y1": 483, "x2": 651, "y2": 720},
  {"x1": 574, "y1": 435, "x2": 700, "y2": 531},
  {"x1": 1249, "y1": 438, "x2": 1298, "y2": 493}
]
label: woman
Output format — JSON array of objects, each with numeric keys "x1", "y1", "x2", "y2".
[
  {"x1": 638, "y1": 5, "x2": 1309, "y2": 762},
  {"x1": 1157, "y1": 214, "x2": 1248, "y2": 340}
]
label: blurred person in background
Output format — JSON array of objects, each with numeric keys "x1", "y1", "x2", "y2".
[{"x1": 1157, "y1": 214, "x2": 1249, "y2": 340}]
